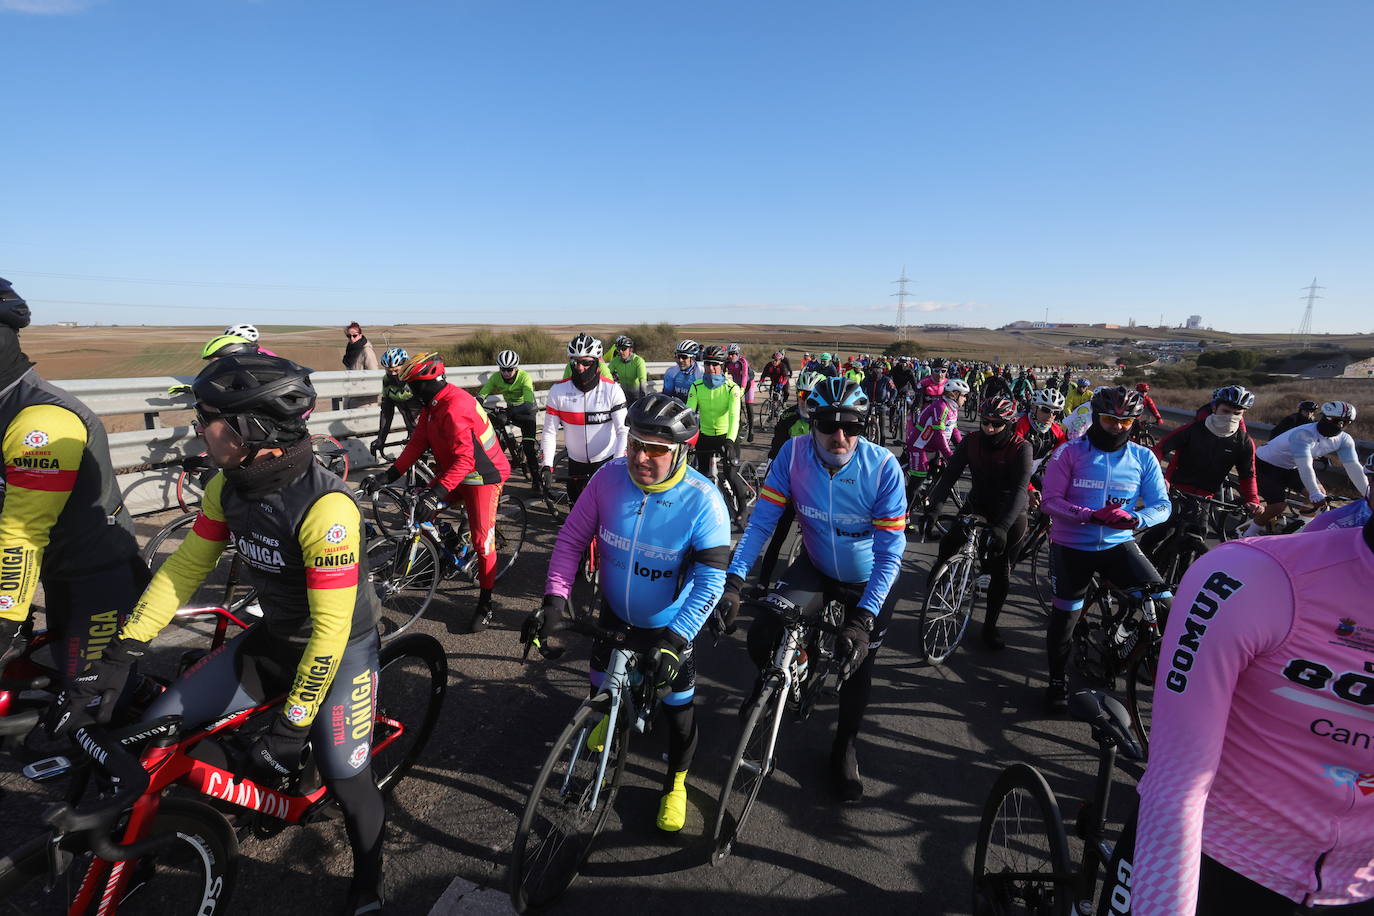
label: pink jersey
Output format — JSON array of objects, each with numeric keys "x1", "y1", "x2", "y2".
[
  {"x1": 1135, "y1": 526, "x2": 1374, "y2": 913},
  {"x1": 905, "y1": 397, "x2": 962, "y2": 474}
]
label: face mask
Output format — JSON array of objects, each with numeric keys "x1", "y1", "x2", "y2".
[
  {"x1": 703, "y1": 372, "x2": 725, "y2": 389},
  {"x1": 810, "y1": 428, "x2": 857, "y2": 469},
  {"x1": 570, "y1": 362, "x2": 599, "y2": 391},
  {"x1": 1317, "y1": 418, "x2": 1343, "y2": 438},
  {"x1": 1086, "y1": 415, "x2": 1132, "y2": 452},
  {"x1": 985, "y1": 424, "x2": 1014, "y2": 448},
  {"x1": 1205, "y1": 412, "x2": 1241, "y2": 437}
]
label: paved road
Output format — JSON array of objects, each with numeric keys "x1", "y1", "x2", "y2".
[{"x1": 0, "y1": 425, "x2": 1142, "y2": 916}]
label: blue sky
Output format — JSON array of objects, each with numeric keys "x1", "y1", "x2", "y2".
[{"x1": 3, "y1": 0, "x2": 1371, "y2": 332}]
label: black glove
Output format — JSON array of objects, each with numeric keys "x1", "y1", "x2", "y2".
[
  {"x1": 50, "y1": 638, "x2": 148, "y2": 738},
  {"x1": 984, "y1": 526, "x2": 1007, "y2": 555},
  {"x1": 716, "y1": 574, "x2": 745, "y2": 634},
  {"x1": 369, "y1": 437, "x2": 386, "y2": 455},
  {"x1": 415, "y1": 485, "x2": 449, "y2": 524},
  {"x1": 836, "y1": 611, "x2": 875, "y2": 682},
  {"x1": 539, "y1": 466, "x2": 555, "y2": 494},
  {"x1": 523, "y1": 594, "x2": 568, "y2": 644},
  {"x1": 248, "y1": 714, "x2": 311, "y2": 786},
  {"x1": 650, "y1": 630, "x2": 689, "y2": 693},
  {"x1": 0, "y1": 617, "x2": 23, "y2": 671}
]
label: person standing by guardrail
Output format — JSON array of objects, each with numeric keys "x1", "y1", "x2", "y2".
[
  {"x1": 0, "y1": 278, "x2": 149, "y2": 693},
  {"x1": 342, "y1": 321, "x2": 380, "y2": 408}
]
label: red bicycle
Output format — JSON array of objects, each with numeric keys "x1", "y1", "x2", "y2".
[{"x1": 0, "y1": 631, "x2": 445, "y2": 913}]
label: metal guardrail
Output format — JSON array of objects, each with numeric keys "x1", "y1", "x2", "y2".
[{"x1": 72, "y1": 362, "x2": 672, "y2": 516}]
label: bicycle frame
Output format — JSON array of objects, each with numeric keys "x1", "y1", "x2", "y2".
[{"x1": 568, "y1": 646, "x2": 646, "y2": 813}]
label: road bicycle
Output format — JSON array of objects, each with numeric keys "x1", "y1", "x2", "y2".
[
  {"x1": 1072, "y1": 581, "x2": 1165, "y2": 752},
  {"x1": 486, "y1": 401, "x2": 537, "y2": 482},
  {"x1": 760, "y1": 382, "x2": 786, "y2": 426},
  {"x1": 863, "y1": 402, "x2": 889, "y2": 446},
  {"x1": 918, "y1": 515, "x2": 994, "y2": 665},
  {"x1": 972, "y1": 689, "x2": 1145, "y2": 916},
  {"x1": 694, "y1": 445, "x2": 757, "y2": 523},
  {"x1": 365, "y1": 484, "x2": 527, "y2": 637},
  {"x1": 174, "y1": 434, "x2": 350, "y2": 513},
  {"x1": 0, "y1": 631, "x2": 445, "y2": 914},
  {"x1": 1128, "y1": 421, "x2": 1157, "y2": 449},
  {"x1": 908, "y1": 454, "x2": 971, "y2": 539},
  {"x1": 509, "y1": 615, "x2": 660, "y2": 914},
  {"x1": 1141, "y1": 490, "x2": 1226, "y2": 589},
  {"x1": 708, "y1": 593, "x2": 846, "y2": 863},
  {"x1": 1014, "y1": 508, "x2": 1054, "y2": 615}
]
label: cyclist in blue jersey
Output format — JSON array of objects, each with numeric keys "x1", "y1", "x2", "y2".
[
  {"x1": 525, "y1": 394, "x2": 731, "y2": 832},
  {"x1": 716, "y1": 377, "x2": 907, "y2": 801},
  {"x1": 663, "y1": 339, "x2": 704, "y2": 402}
]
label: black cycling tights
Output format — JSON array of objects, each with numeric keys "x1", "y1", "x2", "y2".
[
  {"x1": 931, "y1": 513, "x2": 1027, "y2": 627},
  {"x1": 331, "y1": 768, "x2": 386, "y2": 898},
  {"x1": 1195, "y1": 857, "x2": 1374, "y2": 914},
  {"x1": 694, "y1": 434, "x2": 749, "y2": 518}
]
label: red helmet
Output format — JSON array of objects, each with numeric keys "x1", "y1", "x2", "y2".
[
  {"x1": 1135, "y1": 382, "x2": 1151, "y2": 393},
  {"x1": 979, "y1": 395, "x2": 1018, "y2": 424},
  {"x1": 398, "y1": 352, "x2": 446, "y2": 382}
]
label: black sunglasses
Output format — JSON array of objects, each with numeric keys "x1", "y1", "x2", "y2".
[
  {"x1": 815, "y1": 418, "x2": 864, "y2": 437},
  {"x1": 979, "y1": 418, "x2": 1009, "y2": 429}
]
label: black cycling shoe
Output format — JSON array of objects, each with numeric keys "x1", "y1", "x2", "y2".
[
  {"x1": 981, "y1": 624, "x2": 1006, "y2": 651},
  {"x1": 1043, "y1": 679, "x2": 1069, "y2": 715},
  {"x1": 830, "y1": 736, "x2": 863, "y2": 803},
  {"x1": 470, "y1": 590, "x2": 496, "y2": 633}
]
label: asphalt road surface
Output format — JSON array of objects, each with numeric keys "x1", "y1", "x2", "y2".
[{"x1": 0, "y1": 420, "x2": 1143, "y2": 916}]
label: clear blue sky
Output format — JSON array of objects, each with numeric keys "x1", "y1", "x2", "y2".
[{"x1": 4, "y1": 0, "x2": 1371, "y2": 332}]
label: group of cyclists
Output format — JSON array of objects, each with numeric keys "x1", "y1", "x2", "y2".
[{"x1": 1, "y1": 279, "x2": 1372, "y2": 915}]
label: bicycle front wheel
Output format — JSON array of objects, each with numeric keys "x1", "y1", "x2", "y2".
[
  {"x1": 367, "y1": 533, "x2": 440, "y2": 642},
  {"x1": 311, "y1": 433, "x2": 350, "y2": 480},
  {"x1": 368, "y1": 485, "x2": 411, "y2": 539},
  {"x1": 920, "y1": 555, "x2": 977, "y2": 665},
  {"x1": 710, "y1": 681, "x2": 782, "y2": 864},
  {"x1": 972, "y1": 764, "x2": 1072, "y2": 916},
  {"x1": 492, "y1": 493, "x2": 528, "y2": 583},
  {"x1": 510, "y1": 700, "x2": 631, "y2": 914},
  {"x1": 372, "y1": 632, "x2": 448, "y2": 794}
]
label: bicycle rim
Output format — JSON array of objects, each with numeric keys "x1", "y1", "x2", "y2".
[
  {"x1": 710, "y1": 683, "x2": 782, "y2": 863},
  {"x1": 510, "y1": 701, "x2": 630, "y2": 914},
  {"x1": 920, "y1": 557, "x2": 975, "y2": 664},
  {"x1": 367, "y1": 534, "x2": 439, "y2": 642},
  {"x1": 311, "y1": 434, "x2": 350, "y2": 481},
  {"x1": 973, "y1": 764, "x2": 1072, "y2": 916},
  {"x1": 373, "y1": 633, "x2": 448, "y2": 793},
  {"x1": 1029, "y1": 536, "x2": 1053, "y2": 616},
  {"x1": 368, "y1": 486, "x2": 410, "y2": 539},
  {"x1": 492, "y1": 494, "x2": 528, "y2": 583}
]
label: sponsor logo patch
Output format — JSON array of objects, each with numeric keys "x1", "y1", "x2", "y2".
[
  {"x1": 285, "y1": 704, "x2": 309, "y2": 724},
  {"x1": 0, "y1": 596, "x2": 13, "y2": 611},
  {"x1": 325, "y1": 523, "x2": 347, "y2": 545},
  {"x1": 22, "y1": 430, "x2": 48, "y2": 448},
  {"x1": 1320, "y1": 764, "x2": 1374, "y2": 795},
  {"x1": 348, "y1": 743, "x2": 369, "y2": 769}
]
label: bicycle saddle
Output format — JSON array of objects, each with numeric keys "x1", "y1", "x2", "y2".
[{"x1": 1068, "y1": 690, "x2": 1145, "y2": 761}]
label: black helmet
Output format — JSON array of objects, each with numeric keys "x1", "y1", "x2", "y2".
[
  {"x1": 979, "y1": 395, "x2": 1018, "y2": 424},
  {"x1": 1090, "y1": 385, "x2": 1144, "y2": 418},
  {"x1": 1298, "y1": 400, "x2": 1318, "y2": 412},
  {"x1": 0, "y1": 278, "x2": 32, "y2": 331},
  {"x1": 809, "y1": 377, "x2": 870, "y2": 422},
  {"x1": 192, "y1": 354, "x2": 316, "y2": 447},
  {"x1": 627, "y1": 394, "x2": 700, "y2": 446},
  {"x1": 614, "y1": 335, "x2": 634, "y2": 349},
  {"x1": 929, "y1": 357, "x2": 949, "y2": 370},
  {"x1": 701, "y1": 344, "x2": 727, "y2": 365}
]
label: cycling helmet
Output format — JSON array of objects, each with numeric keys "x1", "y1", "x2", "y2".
[
  {"x1": 614, "y1": 335, "x2": 634, "y2": 349},
  {"x1": 567, "y1": 333, "x2": 603, "y2": 359},
  {"x1": 1321, "y1": 401, "x2": 1357, "y2": 422},
  {"x1": 201, "y1": 334, "x2": 258, "y2": 360},
  {"x1": 0, "y1": 278, "x2": 32, "y2": 330},
  {"x1": 380, "y1": 346, "x2": 409, "y2": 369},
  {"x1": 674, "y1": 339, "x2": 700, "y2": 359},
  {"x1": 1212, "y1": 385, "x2": 1255, "y2": 409},
  {"x1": 223, "y1": 323, "x2": 260, "y2": 344},
  {"x1": 1031, "y1": 388, "x2": 1067, "y2": 412},
  {"x1": 808, "y1": 377, "x2": 869, "y2": 422},
  {"x1": 701, "y1": 344, "x2": 727, "y2": 365},
  {"x1": 1298, "y1": 400, "x2": 1319, "y2": 412},
  {"x1": 1363, "y1": 452, "x2": 1374, "y2": 476},
  {"x1": 1076, "y1": 377, "x2": 1091, "y2": 388},
  {"x1": 727, "y1": 342, "x2": 742, "y2": 355},
  {"x1": 979, "y1": 395, "x2": 1018, "y2": 424},
  {"x1": 483, "y1": 393, "x2": 507, "y2": 411},
  {"x1": 1135, "y1": 382, "x2": 1151, "y2": 393},
  {"x1": 944, "y1": 378, "x2": 970, "y2": 395},
  {"x1": 627, "y1": 393, "x2": 700, "y2": 446},
  {"x1": 819, "y1": 352, "x2": 833, "y2": 363},
  {"x1": 795, "y1": 370, "x2": 822, "y2": 393},
  {"x1": 929, "y1": 357, "x2": 949, "y2": 371},
  {"x1": 772, "y1": 351, "x2": 784, "y2": 359},
  {"x1": 1090, "y1": 385, "x2": 1145, "y2": 418},
  {"x1": 192, "y1": 354, "x2": 316, "y2": 447},
  {"x1": 496, "y1": 349, "x2": 520, "y2": 370},
  {"x1": 397, "y1": 351, "x2": 446, "y2": 383}
]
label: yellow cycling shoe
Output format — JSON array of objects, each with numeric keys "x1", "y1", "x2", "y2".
[
  {"x1": 656, "y1": 770, "x2": 689, "y2": 832},
  {"x1": 586, "y1": 715, "x2": 608, "y2": 753}
]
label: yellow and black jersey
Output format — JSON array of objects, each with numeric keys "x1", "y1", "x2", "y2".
[
  {"x1": 0, "y1": 370, "x2": 139, "y2": 624},
  {"x1": 124, "y1": 462, "x2": 379, "y2": 728}
]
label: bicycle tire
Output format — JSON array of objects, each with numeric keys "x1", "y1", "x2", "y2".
[
  {"x1": 310, "y1": 433, "x2": 351, "y2": 481},
  {"x1": 1125, "y1": 639, "x2": 1160, "y2": 755},
  {"x1": 710, "y1": 681, "x2": 782, "y2": 864},
  {"x1": 366, "y1": 533, "x2": 440, "y2": 642},
  {"x1": 1029, "y1": 535, "x2": 1053, "y2": 616},
  {"x1": 972, "y1": 763, "x2": 1073, "y2": 916},
  {"x1": 0, "y1": 797, "x2": 238, "y2": 915},
  {"x1": 919, "y1": 554, "x2": 976, "y2": 665},
  {"x1": 175, "y1": 457, "x2": 210, "y2": 513},
  {"x1": 510, "y1": 700, "x2": 632, "y2": 914},
  {"x1": 372, "y1": 632, "x2": 448, "y2": 794},
  {"x1": 142, "y1": 514, "x2": 257, "y2": 616},
  {"x1": 368, "y1": 485, "x2": 411, "y2": 539},
  {"x1": 493, "y1": 494, "x2": 527, "y2": 583}
]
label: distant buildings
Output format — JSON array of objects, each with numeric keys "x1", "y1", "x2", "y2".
[
  {"x1": 1342, "y1": 357, "x2": 1374, "y2": 378},
  {"x1": 1186, "y1": 315, "x2": 1202, "y2": 329}
]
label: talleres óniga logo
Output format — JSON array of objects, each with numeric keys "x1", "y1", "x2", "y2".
[
  {"x1": 1337, "y1": 618, "x2": 1358, "y2": 637},
  {"x1": 0, "y1": 596, "x2": 13, "y2": 611},
  {"x1": 23, "y1": 430, "x2": 48, "y2": 449},
  {"x1": 325, "y1": 524, "x2": 347, "y2": 545},
  {"x1": 286, "y1": 703, "x2": 309, "y2": 724}
]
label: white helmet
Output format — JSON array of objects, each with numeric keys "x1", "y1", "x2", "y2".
[
  {"x1": 944, "y1": 378, "x2": 970, "y2": 395},
  {"x1": 1031, "y1": 388, "x2": 1066, "y2": 412},
  {"x1": 1321, "y1": 401, "x2": 1357, "y2": 422},
  {"x1": 496, "y1": 349, "x2": 520, "y2": 370},
  {"x1": 674, "y1": 339, "x2": 700, "y2": 359},
  {"x1": 224, "y1": 323, "x2": 260, "y2": 343},
  {"x1": 567, "y1": 333, "x2": 603, "y2": 359}
]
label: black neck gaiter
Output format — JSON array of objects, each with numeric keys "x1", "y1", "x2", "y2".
[
  {"x1": 1086, "y1": 416, "x2": 1132, "y2": 452},
  {"x1": 224, "y1": 437, "x2": 315, "y2": 499},
  {"x1": 0, "y1": 327, "x2": 34, "y2": 391}
]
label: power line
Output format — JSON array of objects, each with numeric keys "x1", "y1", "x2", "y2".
[
  {"x1": 891, "y1": 267, "x2": 913, "y2": 342},
  {"x1": 34, "y1": 298, "x2": 474, "y2": 316},
  {"x1": 1296, "y1": 277, "x2": 1323, "y2": 347}
]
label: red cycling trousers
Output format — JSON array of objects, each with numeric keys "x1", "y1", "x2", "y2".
[{"x1": 456, "y1": 482, "x2": 503, "y2": 590}]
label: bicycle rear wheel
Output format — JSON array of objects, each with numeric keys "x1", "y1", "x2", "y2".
[
  {"x1": 1029, "y1": 536, "x2": 1053, "y2": 616},
  {"x1": 710, "y1": 680, "x2": 782, "y2": 864},
  {"x1": 972, "y1": 763, "x2": 1072, "y2": 916},
  {"x1": 367, "y1": 533, "x2": 440, "y2": 642},
  {"x1": 143, "y1": 514, "x2": 257, "y2": 616},
  {"x1": 493, "y1": 493, "x2": 528, "y2": 583},
  {"x1": 510, "y1": 700, "x2": 631, "y2": 914},
  {"x1": 372, "y1": 632, "x2": 447, "y2": 794},
  {"x1": 919, "y1": 555, "x2": 977, "y2": 665},
  {"x1": 311, "y1": 433, "x2": 350, "y2": 480}
]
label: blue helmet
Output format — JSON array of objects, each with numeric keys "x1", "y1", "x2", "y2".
[
  {"x1": 808, "y1": 377, "x2": 870, "y2": 422},
  {"x1": 381, "y1": 347, "x2": 409, "y2": 369}
]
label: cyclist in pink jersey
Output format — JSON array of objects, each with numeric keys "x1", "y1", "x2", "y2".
[{"x1": 1133, "y1": 520, "x2": 1374, "y2": 914}]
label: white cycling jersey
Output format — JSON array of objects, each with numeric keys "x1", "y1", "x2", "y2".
[
  {"x1": 1255, "y1": 423, "x2": 1367, "y2": 502},
  {"x1": 540, "y1": 375, "x2": 627, "y2": 466}
]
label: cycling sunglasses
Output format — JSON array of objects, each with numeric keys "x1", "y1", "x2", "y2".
[
  {"x1": 571, "y1": 358, "x2": 598, "y2": 369},
  {"x1": 627, "y1": 434, "x2": 676, "y2": 457},
  {"x1": 814, "y1": 418, "x2": 864, "y2": 437},
  {"x1": 979, "y1": 417, "x2": 1009, "y2": 430},
  {"x1": 1099, "y1": 414, "x2": 1137, "y2": 427}
]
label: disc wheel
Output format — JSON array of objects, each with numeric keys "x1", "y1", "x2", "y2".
[
  {"x1": 972, "y1": 764, "x2": 1072, "y2": 916},
  {"x1": 710, "y1": 681, "x2": 782, "y2": 864},
  {"x1": 919, "y1": 555, "x2": 976, "y2": 665}
]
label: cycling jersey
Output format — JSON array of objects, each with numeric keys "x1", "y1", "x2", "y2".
[
  {"x1": 544, "y1": 459, "x2": 731, "y2": 641},
  {"x1": 1136, "y1": 526, "x2": 1374, "y2": 912},
  {"x1": 729, "y1": 435, "x2": 907, "y2": 615},
  {"x1": 861, "y1": 373, "x2": 897, "y2": 405},
  {"x1": 1040, "y1": 435, "x2": 1171, "y2": 550},
  {"x1": 906, "y1": 397, "x2": 962, "y2": 476},
  {"x1": 767, "y1": 406, "x2": 810, "y2": 460},
  {"x1": 396, "y1": 383, "x2": 510, "y2": 489},
  {"x1": 1013, "y1": 415, "x2": 1067, "y2": 463},
  {"x1": 1306, "y1": 499, "x2": 1373, "y2": 533},
  {"x1": 662, "y1": 363, "x2": 703, "y2": 402},
  {"x1": 124, "y1": 464, "x2": 378, "y2": 728},
  {"x1": 889, "y1": 365, "x2": 917, "y2": 392},
  {"x1": 760, "y1": 361, "x2": 791, "y2": 388},
  {"x1": 478, "y1": 367, "x2": 535, "y2": 407},
  {"x1": 1140, "y1": 392, "x2": 1164, "y2": 423},
  {"x1": 1154, "y1": 418, "x2": 1259, "y2": 503},
  {"x1": 608, "y1": 353, "x2": 647, "y2": 400},
  {"x1": 541, "y1": 375, "x2": 627, "y2": 466},
  {"x1": 725, "y1": 357, "x2": 755, "y2": 403},
  {"x1": 0, "y1": 369, "x2": 140, "y2": 625},
  {"x1": 1065, "y1": 387, "x2": 1094, "y2": 412},
  {"x1": 927, "y1": 430, "x2": 1032, "y2": 532},
  {"x1": 685, "y1": 377, "x2": 741, "y2": 439},
  {"x1": 1270, "y1": 411, "x2": 1311, "y2": 440},
  {"x1": 1256, "y1": 424, "x2": 1369, "y2": 502}
]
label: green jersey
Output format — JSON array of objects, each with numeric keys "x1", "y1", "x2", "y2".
[
  {"x1": 608, "y1": 353, "x2": 647, "y2": 390},
  {"x1": 478, "y1": 368, "x2": 535, "y2": 407},
  {"x1": 686, "y1": 378, "x2": 742, "y2": 439}
]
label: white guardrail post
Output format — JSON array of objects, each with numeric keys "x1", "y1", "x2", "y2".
[{"x1": 56, "y1": 363, "x2": 672, "y2": 516}]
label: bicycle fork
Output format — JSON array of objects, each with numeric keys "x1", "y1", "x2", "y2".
[
  {"x1": 748, "y1": 627, "x2": 802, "y2": 780},
  {"x1": 565, "y1": 649, "x2": 633, "y2": 812}
]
